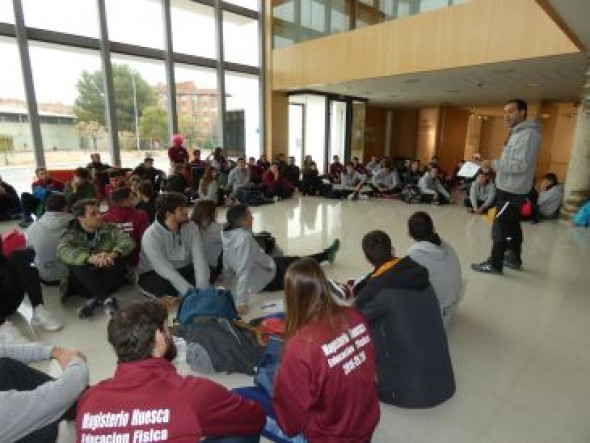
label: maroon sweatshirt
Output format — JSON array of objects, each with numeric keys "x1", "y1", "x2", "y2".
[
  {"x1": 168, "y1": 146, "x2": 189, "y2": 164},
  {"x1": 262, "y1": 170, "x2": 293, "y2": 191},
  {"x1": 273, "y1": 308, "x2": 380, "y2": 443},
  {"x1": 76, "y1": 358, "x2": 264, "y2": 443},
  {"x1": 102, "y1": 206, "x2": 149, "y2": 265}
]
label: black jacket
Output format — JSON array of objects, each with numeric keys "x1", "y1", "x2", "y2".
[{"x1": 355, "y1": 256, "x2": 455, "y2": 408}]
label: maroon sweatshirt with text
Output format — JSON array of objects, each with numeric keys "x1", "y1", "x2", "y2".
[
  {"x1": 273, "y1": 308, "x2": 380, "y2": 443},
  {"x1": 76, "y1": 358, "x2": 264, "y2": 443}
]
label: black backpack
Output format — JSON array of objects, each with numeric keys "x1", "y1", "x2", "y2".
[{"x1": 236, "y1": 184, "x2": 267, "y2": 207}]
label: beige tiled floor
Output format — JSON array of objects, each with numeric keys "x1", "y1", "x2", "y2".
[{"x1": 4, "y1": 196, "x2": 590, "y2": 442}]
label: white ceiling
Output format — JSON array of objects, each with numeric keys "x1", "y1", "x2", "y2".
[
  {"x1": 547, "y1": 0, "x2": 590, "y2": 50},
  {"x1": 308, "y1": 52, "x2": 587, "y2": 107}
]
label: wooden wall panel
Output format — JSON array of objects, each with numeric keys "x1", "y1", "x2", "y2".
[
  {"x1": 364, "y1": 106, "x2": 388, "y2": 160},
  {"x1": 438, "y1": 106, "x2": 470, "y2": 174},
  {"x1": 271, "y1": 0, "x2": 579, "y2": 90},
  {"x1": 390, "y1": 108, "x2": 419, "y2": 160},
  {"x1": 416, "y1": 107, "x2": 440, "y2": 165}
]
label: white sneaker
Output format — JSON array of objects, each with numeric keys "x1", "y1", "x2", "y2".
[
  {"x1": 31, "y1": 305, "x2": 63, "y2": 332},
  {"x1": 0, "y1": 321, "x2": 30, "y2": 344}
]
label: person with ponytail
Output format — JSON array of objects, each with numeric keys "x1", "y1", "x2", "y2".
[
  {"x1": 221, "y1": 205, "x2": 340, "y2": 314},
  {"x1": 234, "y1": 258, "x2": 379, "y2": 442},
  {"x1": 407, "y1": 211, "x2": 463, "y2": 329}
]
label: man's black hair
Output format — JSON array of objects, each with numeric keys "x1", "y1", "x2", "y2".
[
  {"x1": 109, "y1": 187, "x2": 133, "y2": 206},
  {"x1": 408, "y1": 211, "x2": 442, "y2": 246},
  {"x1": 226, "y1": 204, "x2": 249, "y2": 229},
  {"x1": 108, "y1": 302, "x2": 168, "y2": 363},
  {"x1": 505, "y1": 98, "x2": 528, "y2": 118},
  {"x1": 71, "y1": 199, "x2": 99, "y2": 219},
  {"x1": 45, "y1": 193, "x2": 67, "y2": 212},
  {"x1": 362, "y1": 230, "x2": 393, "y2": 267},
  {"x1": 155, "y1": 192, "x2": 187, "y2": 220}
]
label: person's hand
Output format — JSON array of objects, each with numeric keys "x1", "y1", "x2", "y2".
[
  {"x1": 87, "y1": 254, "x2": 102, "y2": 266},
  {"x1": 237, "y1": 305, "x2": 249, "y2": 316},
  {"x1": 50, "y1": 347, "x2": 87, "y2": 370}
]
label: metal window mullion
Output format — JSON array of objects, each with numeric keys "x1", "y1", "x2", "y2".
[
  {"x1": 162, "y1": 0, "x2": 178, "y2": 138},
  {"x1": 215, "y1": 0, "x2": 227, "y2": 148},
  {"x1": 12, "y1": 0, "x2": 44, "y2": 167},
  {"x1": 258, "y1": 0, "x2": 265, "y2": 157},
  {"x1": 96, "y1": 0, "x2": 120, "y2": 166}
]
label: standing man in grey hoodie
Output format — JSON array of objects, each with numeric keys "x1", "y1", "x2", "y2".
[
  {"x1": 407, "y1": 212, "x2": 463, "y2": 329},
  {"x1": 137, "y1": 192, "x2": 210, "y2": 299},
  {"x1": 0, "y1": 343, "x2": 88, "y2": 442},
  {"x1": 26, "y1": 193, "x2": 73, "y2": 285},
  {"x1": 472, "y1": 99, "x2": 541, "y2": 274}
]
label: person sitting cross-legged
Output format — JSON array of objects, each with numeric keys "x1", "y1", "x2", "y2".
[
  {"x1": 261, "y1": 163, "x2": 294, "y2": 200},
  {"x1": 340, "y1": 163, "x2": 368, "y2": 200},
  {"x1": 353, "y1": 230, "x2": 455, "y2": 408},
  {"x1": 19, "y1": 166, "x2": 64, "y2": 228},
  {"x1": 226, "y1": 157, "x2": 251, "y2": 197},
  {"x1": 0, "y1": 174, "x2": 21, "y2": 222},
  {"x1": 64, "y1": 167, "x2": 97, "y2": 208},
  {"x1": 465, "y1": 170, "x2": 496, "y2": 214},
  {"x1": 221, "y1": 204, "x2": 340, "y2": 315},
  {"x1": 235, "y1": 258, "x2": 380, "y2": 443},
  {"x1": 76, "y1": 301, "x2": 265, "y2": 443},
  {"x1": 57, "y1": 199, "x2": 135, "y2": 318},
  {"x1": 530, "y1": 172, "x2": 563, "y2": 224},
  {"x1": 26, "y1": 193, "x2": 73, "y2": 285},
  {"x1": 0, "y1": 343, "x2": 88, "y2": 443},
  {"x1": 369, "y1": 161, "x2": 401, "y2": 197},
  {"x1": 418, "y1": 165, "x2": 451, "y2": 204},
  {"x1": 137, "y1": 192, "x2": 210, "y2": 300}
]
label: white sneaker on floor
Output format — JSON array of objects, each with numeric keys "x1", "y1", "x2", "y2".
[
  {"x1": 0, "y1": 321, "x2": 30, "y2": 344},
  {"x1": 31, "y1": 305, "x2": 63, "y2": 332}
]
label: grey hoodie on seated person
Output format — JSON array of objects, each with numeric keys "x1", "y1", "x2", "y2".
[
  {"x1": 221, "y1": 226, "x2": 275, "y2": 307},
  {"x1": 407, "y1": 240, "x2": 462, "y2": 327}
]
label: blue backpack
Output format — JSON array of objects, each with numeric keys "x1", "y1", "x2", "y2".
[{"x1": 176, "y1": 286, "x2": 238, "y2": 325}]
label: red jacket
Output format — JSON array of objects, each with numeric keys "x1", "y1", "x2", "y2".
[
  {"x1": 102, "y1": 207, "x2": 149, "y2": 265},
  {"x1": 168, "y1": 146, "x2": 189, "y2": 164},
  {"x1": 261, "y1": 170, "x2": 293, "y2": 191},
  {"x1": 76, "y1": 358, "x2": 264, "y2": 443},
  {"x1": 273, "y1": 308, "x2": 380, "y2": 443},
  {"x1": 328, "y1": 163, "x2": 344, "y2": 181}
]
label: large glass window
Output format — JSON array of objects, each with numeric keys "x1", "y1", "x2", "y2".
[
  {"x1": 106, "y1": 0, "x2": 164, "y2": 49},
  {"x1": 224, "y1": 0, "x2": 259, "y2": 11},
  {"x1": 175, "y1": 64, "x2": 220, "y2": 154},
  {"x1": 22, "y1": 0, "x2": 99, "y2": 38},
  {"x1": 301, "y1": 0, "x2": 326, "y2": 34},
  {"x1": 0, "y1": 2, "x2": 14, "y2": 23},
  {"x1": 171, "y1": 0, "x2": 216, "y2": 59},
  {"x1": 419, "y1": 0, "x2": 449, "y2": 13},
  {"x1": 223, "y1": 12, "x2": 259, "y2": 67},
  {"x1": 0, "y1": 37, "x2": 32, "y2": 191},
  {"x1": 225, "y1": 72, "x2": 260, "y2": 159},
  {"x1": 29, "y1": 42, "x2": 105, "y2": 168},
  {"x1": 111, "y1": 54, "x2": 169, "y2": 170}
]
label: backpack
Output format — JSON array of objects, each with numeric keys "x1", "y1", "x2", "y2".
[
  {"x1": 253, "y1": 335, "x2": 284, "y2": 395},
  {"x1": 401, "y1": 184, "x2": 421, "y2": 204},
  {"x1": 236, "y1": 184, "x2": 267, "y2": 207},
  {"x1": 176, "y1": 286, "x2": 238, "y2": 325}
]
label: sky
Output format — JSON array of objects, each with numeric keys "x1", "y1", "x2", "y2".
[{"x1": 0, "y1": 0, "x2": 259, "y2": 105}]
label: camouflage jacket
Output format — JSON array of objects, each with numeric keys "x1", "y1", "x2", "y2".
[{"x1": 57, "y1": 222, "x2": 135, "y2": 266}]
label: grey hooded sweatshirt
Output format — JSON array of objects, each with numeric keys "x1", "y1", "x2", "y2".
[
  {"x1": 538, "y1": 184, "x2": 563, "y2": 217},
  {"x1": 26, "y1": 211, "x2": 73, "y2": 282},
  {"x1": 492, "y1": 120, "x2": 541, "y2": 195},
  {"x1": 0, "y1": 344, "x2": 89, "y2": 442},
  {"x1": 371, "y1": 169, "x2": 400, "y2": 189},
  {"x1": 138, "y1": 220, "x2": 210, "y2": 296},
  {"x1": 226, "y1": 167, "x2": 250, "y2": 193},
  {"x1": 407, "y1": 240, "x2": 462, "y2": 328},
  {"x1": 221, "y1": 227, "x2": 275, "y2": 307}
]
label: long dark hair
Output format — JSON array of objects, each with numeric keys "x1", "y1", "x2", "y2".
[
  {"x1": 200, "y1": 166, "x2": 217, "y2": 195},
  {"x1": 284, "y1": 258, "x2": 346, "y2": 340},
  {"x1": 191, "y1": 200, "x2": 217, "y2": 231},
  {"x1": 408, "y1": 211, "x2": 442, "y2": 246}
]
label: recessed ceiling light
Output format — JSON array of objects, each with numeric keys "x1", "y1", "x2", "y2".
[
  {"x1": 446, "y1": 90, "x2": 460, "y2": 93},
  {"x1": 405, "y1": 79, "x2": 421, "y2": 84},
  {"x1": 492, "y1": 69, "x2": 515, "y2": 75},
  {"x1": 528, "y1": 82, "x2": 541, "y2": 87}
]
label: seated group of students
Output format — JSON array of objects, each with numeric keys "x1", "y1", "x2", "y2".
[{"x1": 1, "y1": 207, "x2": 460, "y2": 443}]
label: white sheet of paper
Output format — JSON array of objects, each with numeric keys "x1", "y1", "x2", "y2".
[{"x1": 457, "y1": 161, "x2": 481, "y2": 178}]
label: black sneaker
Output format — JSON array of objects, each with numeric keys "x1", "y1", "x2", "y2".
[
  {"x1": 77, "y1": 298, "x2": 102, "y2": 319},
  {"x1": 471, "y1": 261, "x2": 503, "y2": 275},
  {"x1": 325, "y1": 239, "x2": 341, "y2": 264},
  {"x1": 328, "y1": 278, "x2": 353, "y2": 301},
  {"x1": 504, "y1": 251, "x2": 522, "y2": 270}
]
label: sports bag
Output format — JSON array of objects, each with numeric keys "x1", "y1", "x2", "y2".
[
  {"x1": 253, "y1": 231, "x2": 276, "y2": 254},
  {"x1": 236, "y1": 184, "x2": 267, "y2": 207},
  {"x1": 176, "y1": 286, "x2": 238, "y2": 325}
]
